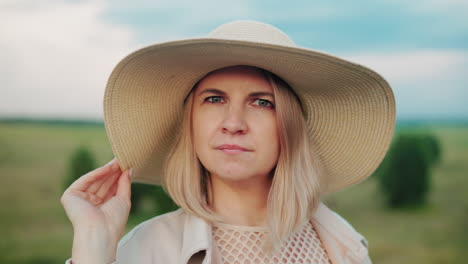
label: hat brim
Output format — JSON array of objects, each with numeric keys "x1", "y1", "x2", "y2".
[{"x1": 104, "y1": 38, "x2": 396, "y2": 194}]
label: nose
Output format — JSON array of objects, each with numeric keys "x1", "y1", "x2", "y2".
[{"x1": 221, "y1": 104, "x2": 248, "y2": 135}]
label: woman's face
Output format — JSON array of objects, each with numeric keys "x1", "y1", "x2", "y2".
[{"x1": 192, "y1": 66, "x2": 280, "y2": 183}]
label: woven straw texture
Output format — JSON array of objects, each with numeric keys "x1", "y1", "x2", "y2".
[
  {"x1": 103, "y1": 20, "x2": 396, "y2": 194},
  {"x1": 212, "y1": 220, "x2": 331, "y2": 264}
]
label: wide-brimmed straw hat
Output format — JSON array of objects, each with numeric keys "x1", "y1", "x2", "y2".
[{"x1": 104, "y1": 20, "x2": 396, "y2": 194}]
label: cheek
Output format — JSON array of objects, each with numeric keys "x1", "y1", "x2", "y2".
[
  {"x1": 251, "y1": 115, "x2": 280, "y2": 160},
  {"x1": 192, "y1": 108, "x2": 219, "y2": 150}
]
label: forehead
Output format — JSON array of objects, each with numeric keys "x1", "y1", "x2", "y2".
[{"x1": 196, "y1": 66, "x2": 272, "y2": 92}]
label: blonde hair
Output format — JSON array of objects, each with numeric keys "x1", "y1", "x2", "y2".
[{"x1": 162, "y1": 65, "x2": 324, "y2": 255}]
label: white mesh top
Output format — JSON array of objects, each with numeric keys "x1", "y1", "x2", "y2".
[{"x1": 211, "y1": 220, "x2": 332, "y2": 264}]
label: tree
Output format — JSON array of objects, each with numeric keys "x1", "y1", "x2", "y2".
[
  {"x1": 419, "y1": 133, "x2": 442, "y2": 165},
  {"x1": 153, "y1": 185, "x2": 179, "y2": 214},
  {"x1": 64, "y1": 146, "x2": 97, "y2": 191},
  {"x1": 130, "y1": 183, "x2": 178, "y2": 216},
  {"x1": 378, "y1": 132, "x2": 433, "y2": 208},
  {"x1": 130, "y1": 183, "x2": 154, "y2": 215}
]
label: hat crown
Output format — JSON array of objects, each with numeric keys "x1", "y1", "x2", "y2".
[{"x1": 208, "y1": 20, "x2": 296, "y2": 47}]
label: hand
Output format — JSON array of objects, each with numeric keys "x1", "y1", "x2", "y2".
[{"x1": 61, "y1": 158, "x2": 132, "y2": 249}]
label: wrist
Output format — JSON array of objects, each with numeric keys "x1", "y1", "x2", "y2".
[{"x1": 72, "y1": 227, "x2": 118, "y2": 264}]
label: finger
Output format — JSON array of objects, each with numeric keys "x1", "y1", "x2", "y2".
[
  {"x1": 88, "y1": 165, "x2": 121, "y2": 195},
  {"x1": 86, "y1": 159, "x2": 121, "y2": 194},
  {"x1": 68, "y1": 158, "x2": 116, "y2": 191},
  {"x1": 69, "y1": 189, "x2": 103, "y2": 206},
  {"x1": 116, "y1": 169, "x2": 132, "y2": 203},
  {"x1": 101, "y1": 179, "x2": 119, "y2": 203},
  {"x1": 94, "y1": 170, "x2": 121, "y2": 199},
  {"x1": 68, "y1": 158, "x2": 118, "y2": 191}
]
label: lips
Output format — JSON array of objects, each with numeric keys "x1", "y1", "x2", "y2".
[{"x1": 216, "y1": 144, "x2": 252, "y2": 153}]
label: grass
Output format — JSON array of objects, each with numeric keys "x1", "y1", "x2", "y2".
[
  {"x1": 0, "y1": 122, "x2": 467, "y2": 263},
  {"x1": 323, "y1": 124, "x2": 468, "y2": 262}
]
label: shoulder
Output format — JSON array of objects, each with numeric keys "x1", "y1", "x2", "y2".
[
  {"x1": 118, "y1": 208, "x2": 185, "y2": 247},
  {"x1": 116, "y1": 208, "x2": 187, "y2": 262},
  {"x1": 313, "y1": 202, "x2": 369, "y2": 249},
  {"x1": 329, "y1": 208, "x2": 369, "y2": 248},
  {"x1": 312, "y1": 203, "x2": 372, "y2": 263}
]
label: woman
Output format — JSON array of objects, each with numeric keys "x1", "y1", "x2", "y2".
[{"x1": 61, "y1": 20, "x2": 396, "y2": 264}]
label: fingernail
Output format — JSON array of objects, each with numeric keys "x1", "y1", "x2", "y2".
[{"x1": 129, "y1": 168, "x2": 134, "y2": 178}]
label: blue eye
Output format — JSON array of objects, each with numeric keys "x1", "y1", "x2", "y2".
[
  {"x1": 205, "y1": 96, "x2": 224, "y2": 103},
  {"x1": 253, "y1": 99, "x2": 274, "y2": 108}
]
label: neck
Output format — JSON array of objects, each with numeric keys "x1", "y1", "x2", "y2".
[{"x1": 208, "y1": 173, "x2": 272, "y2": 227}]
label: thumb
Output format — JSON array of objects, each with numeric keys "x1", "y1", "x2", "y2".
[{"x1": 116, "y1": 168, "x2": 132, "y2": 204}]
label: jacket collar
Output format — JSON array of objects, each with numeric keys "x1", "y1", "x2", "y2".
[
  {"x1": 179, "y1": 202, "x2": 369, "y2": 264},
  {"x1": 310, "y1": 203, "x2": 369, "y2": 263},
  {"x1": 180, "y1": 211, "x2": 213, "y2": 264}
]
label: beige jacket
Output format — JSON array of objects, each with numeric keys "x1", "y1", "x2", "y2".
[{"x1": 66, "y1": 202, "x2": 371, "y2": 264}]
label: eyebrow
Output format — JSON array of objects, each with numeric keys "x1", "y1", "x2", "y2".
[{"x1": 197, "y1": 88, "x2": 274, "y2": 99}]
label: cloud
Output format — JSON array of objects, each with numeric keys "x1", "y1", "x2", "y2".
[
  {"x1": 344, "y1": 50, "x2": 468, "y2": 118},
  {"x1": 0, "y1": 0, "x2": 137, "y2": 119},
  {"x1": 1, "y1": 0, "x2": 466, "y2": 120},
  {"x1": 103, "y1": 0, "x2": 468, "y2": 52},
  {"x1": 345, "y1": 50, "x2": 468, "y2": 83},
  {"x1": 102, "y1": 0, "x2": 253, "y2": 43}
]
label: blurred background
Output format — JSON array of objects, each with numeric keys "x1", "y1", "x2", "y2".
[{"x1": 1, "y1": 0, "x2": 467, "y2": 263}]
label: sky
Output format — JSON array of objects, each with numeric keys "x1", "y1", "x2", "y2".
[{"x1": 1, "y1": 0, "x2": 467, "y2": 121}]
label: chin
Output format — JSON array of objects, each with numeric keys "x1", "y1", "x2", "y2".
[
  {"x1": 208, "y1": 166, "x2": 267, "y2": 183},
  {"x1": 216, "y1": 172, "x2": 253, "y2": 182}
]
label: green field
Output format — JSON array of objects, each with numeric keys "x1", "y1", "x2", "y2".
[{"x1": 0, "y1": 122, "x2": 467, "y2": 263}]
